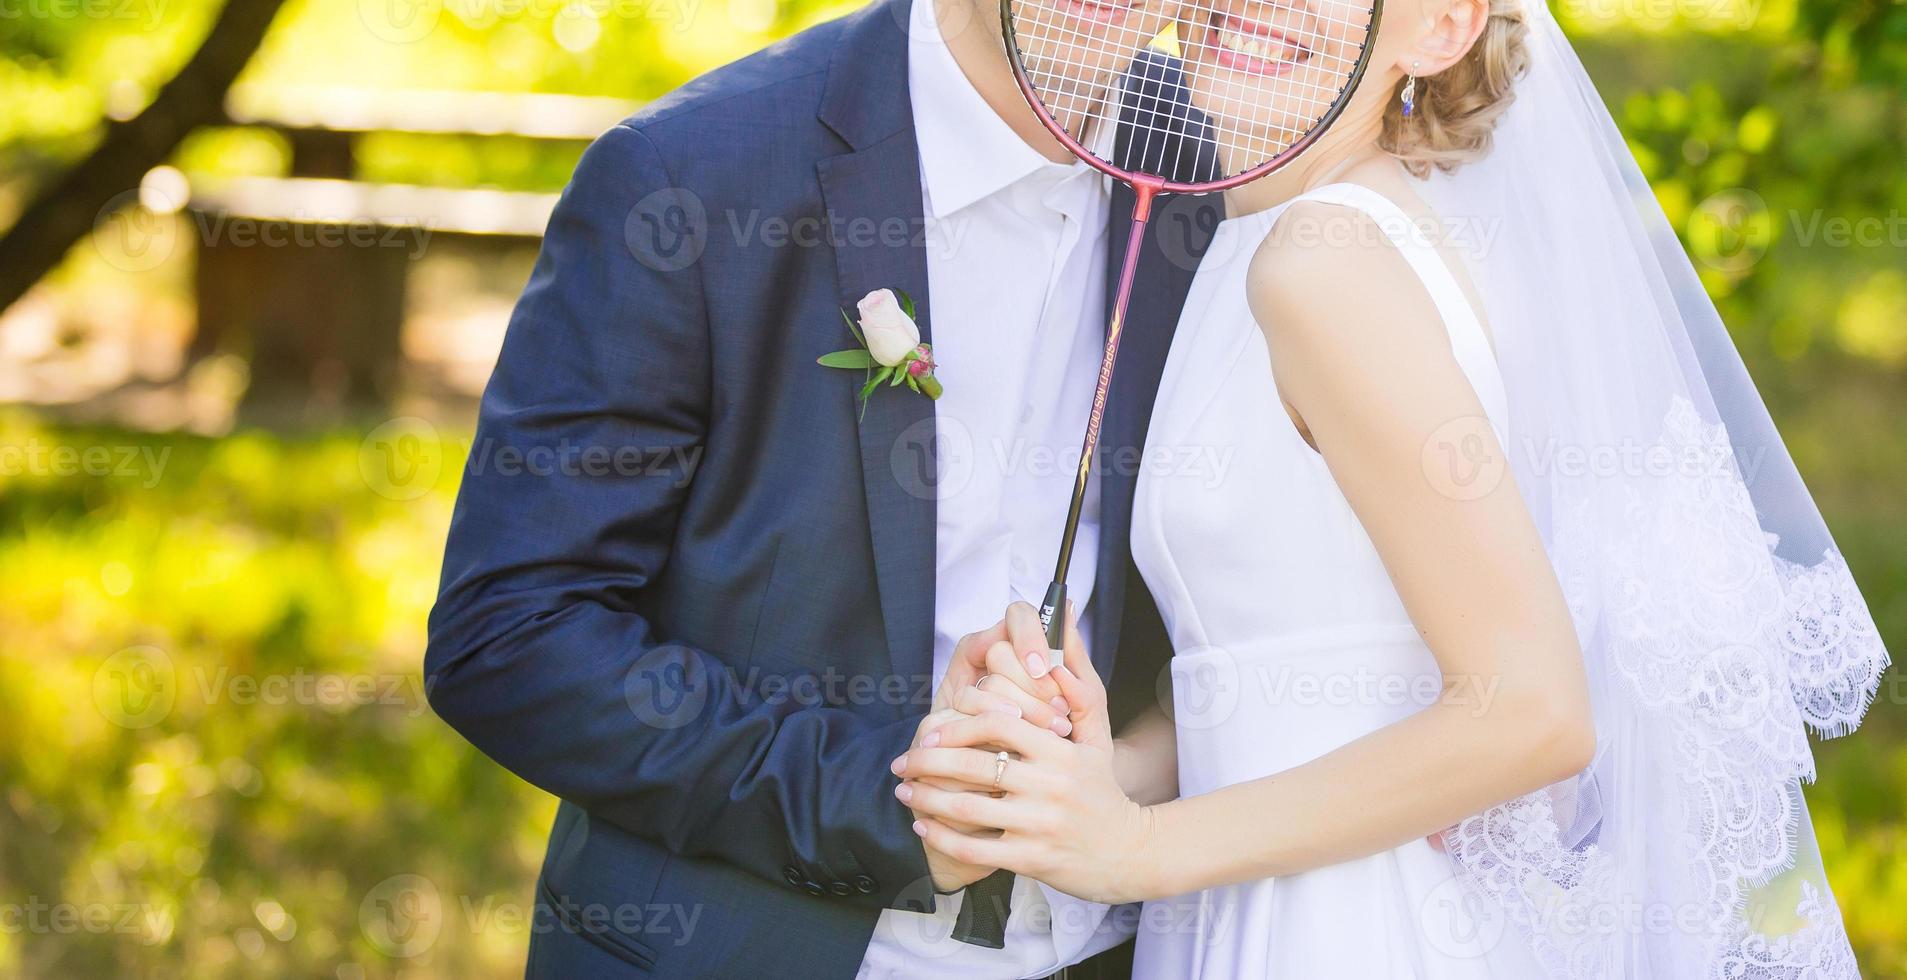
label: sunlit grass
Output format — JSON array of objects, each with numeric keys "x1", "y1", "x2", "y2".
[
  {"x1": 0, "y1": 411, "x2": 553, "y2": 978},
  {"x1": 0, "y1": 388, "x2": 1902, "y2": 975}
]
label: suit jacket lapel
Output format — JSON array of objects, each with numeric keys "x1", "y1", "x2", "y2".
[{"x1": 816, "y1": 0, "x2": 938, "y2": 699}]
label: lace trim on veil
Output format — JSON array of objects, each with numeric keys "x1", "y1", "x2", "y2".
[{"x1": 1442, "y1": 396, "x2": 1886, "y2": 979}]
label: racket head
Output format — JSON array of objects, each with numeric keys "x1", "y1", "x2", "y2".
[{"x1": 1001, "y1": 0, "x2": 1384, "y2": 194}]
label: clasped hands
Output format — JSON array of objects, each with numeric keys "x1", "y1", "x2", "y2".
[{"x1": 892, "y1": 601, "x2": 1155, "y2": 906}]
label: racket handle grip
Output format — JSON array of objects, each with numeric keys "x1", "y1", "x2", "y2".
[{"x1": 1037, "y1": 581, "x2": 1066, "y2": 669}]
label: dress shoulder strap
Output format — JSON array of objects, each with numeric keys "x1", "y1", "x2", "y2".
[{"x1": 1282, "y1": 182, "x2": 1509, "y2": 439}]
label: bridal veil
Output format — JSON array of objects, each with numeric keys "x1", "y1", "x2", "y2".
[{"x1": 1404, "y1": 1, "x2": 1888, "y2": 974}]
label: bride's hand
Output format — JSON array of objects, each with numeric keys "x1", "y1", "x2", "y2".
[{"x1": 892, "y1": 634, "x2": 1151, "y2": 905}]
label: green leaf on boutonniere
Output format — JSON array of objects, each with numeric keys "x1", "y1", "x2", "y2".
[
  {"x1": 896, "y1": 290, "x2": 917, "y2": 321},
  {"x1": 817, "y1": 349, "x2": 877, "y2": 369},
  {"x1": 840, "y1": 308, "x2": 865, "y2": 346},
  {"x1": 859, "y1": 368, "x2": 889, "y2": 403},
  {"x1": 888, "y1": 368, "x2": 906, "y2": 387}
]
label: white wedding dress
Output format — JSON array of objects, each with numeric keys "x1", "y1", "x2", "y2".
[
  {"x1": 1118, "y1": 3, "x2": 1879, "y2": 974},
  {"x1": 1127, "y1": 182, "x2": 1544, "y2": 978}
]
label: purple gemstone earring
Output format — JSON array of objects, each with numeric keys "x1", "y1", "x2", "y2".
[{"x1": 1402, "y1": 61, "x2": 1420, "y2": 117}]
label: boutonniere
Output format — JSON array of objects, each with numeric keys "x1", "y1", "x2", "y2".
[{"x1": 818, "y1": 288, "x2": 943, "y2": 416}]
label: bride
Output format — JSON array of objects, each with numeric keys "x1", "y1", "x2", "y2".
[{"x1": 887, "y1": 0, "x2": 1887, "y2": 975}]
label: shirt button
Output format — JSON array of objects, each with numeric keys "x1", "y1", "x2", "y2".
[
  {"x1": 853, "y1": 875, "x2": 878, "y2": 894},
  {"x1": 782, "y1": 865, "x2": 803, "y2": 887},
  {"x1": 829, "y1": 881, "x2": 853, "y2": 897},
  {"x1": 802, "y1": 880, "x2": 825, "y2": 896}
]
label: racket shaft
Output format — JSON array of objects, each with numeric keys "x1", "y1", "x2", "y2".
[{"x1": 1044, "y1": 194, "x2": 1156, "y2": 651}]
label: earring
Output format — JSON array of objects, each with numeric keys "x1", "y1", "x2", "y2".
[{"x1": 1402, "y1": 61, "x2": 1420, "y2": 117}]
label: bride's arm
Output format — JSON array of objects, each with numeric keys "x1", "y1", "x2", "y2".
[
  {"x1": 1135, "y1": 205, "x2": 1594, "y2": 894},
  {"x1": 1114, "y1": 705, "x2": 1178, "y2": 806},
  {"x1": 892, "y1": 205, "x2": 1594, "y2": 905}
]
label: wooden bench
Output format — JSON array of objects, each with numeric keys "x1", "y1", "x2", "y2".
[{"x1": 183, "y1": 85, "x2": 638, "y2": 415}]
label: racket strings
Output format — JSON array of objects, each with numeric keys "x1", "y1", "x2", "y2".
[
  {"x1": 1020, "y1": 55, "x2": 1318, "y2": 160},
  {"x1": 1007, "y1": 0, "x2": 1376, "y2": 183}
]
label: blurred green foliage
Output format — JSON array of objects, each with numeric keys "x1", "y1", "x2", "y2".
[
  {"x1": 1, "y1": 0, "x2": 1904, "y2": 976},
  {"x1": 0, "y1": 0, "x2": 857, "y2": 210},
  {"x1": 0, "y1": 413, "x2": 554, "y2": 977}
]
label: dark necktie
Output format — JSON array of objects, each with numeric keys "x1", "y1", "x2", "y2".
[{"x1": 950, "y1": 869, "x2": 1013, "y2": 948}]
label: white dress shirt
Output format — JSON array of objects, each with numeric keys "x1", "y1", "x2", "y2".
[{"x1": 857, "y1": 0, "x2": 1128, "y2": 976}]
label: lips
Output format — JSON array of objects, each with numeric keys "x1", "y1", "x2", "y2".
[
  {"x1": 1058, "y1": 0, "x2": 1132, "y2": 25},
  {"x1": 1206, "y1": 14, "x2": 1310, "y2": 77}
]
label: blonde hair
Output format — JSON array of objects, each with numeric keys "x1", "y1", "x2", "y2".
[{"x1": 1381, "y1": 0, "x2": 1532, "y2": 177}]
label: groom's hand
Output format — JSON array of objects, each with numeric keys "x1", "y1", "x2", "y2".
[
  {"x1": 904, "y1": 708, "x2": 1001, "y2": 892},
  {"x1": 903, "y1": 605, "x2": 1077, "y2": 891},
  {"x1": 968, "y1": 601, "x2": 1111, "y2": 753},
  {"x1": 935, "y1": 603, "x2": 1075, "y2": 738}
]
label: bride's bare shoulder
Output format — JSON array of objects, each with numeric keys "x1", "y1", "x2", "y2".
[
  {"x1": 1248, "y1": 159, "x2": 1460, "y2": 339},
  {"x1": 1244, "y1": 203, "x2": 1423, "y2": 354}
]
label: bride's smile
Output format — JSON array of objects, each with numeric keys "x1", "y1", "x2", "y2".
[{"x1": 1206, "y1": 15, "x2": 1315, "y2": 77}]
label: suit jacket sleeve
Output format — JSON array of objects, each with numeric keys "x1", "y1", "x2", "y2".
[{"x1": 424, "y1": 123, "x2": 934, "y2": 913}]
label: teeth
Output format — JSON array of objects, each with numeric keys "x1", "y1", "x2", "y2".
[{"x1": 1218, "y1": 27, "x2": 1285, "y2": 63}]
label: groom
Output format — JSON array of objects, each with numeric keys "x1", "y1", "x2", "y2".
[{"x1": 424, "y1": 0, "x2": 1218, "y2": 974}]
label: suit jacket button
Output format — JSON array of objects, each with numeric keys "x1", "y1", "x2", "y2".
[
  {"x1": 782, "y1": 865, "x2": 803, "y2": 887},
  {"x1": 852, "y1": 875, "x2": 877, "y2": 894},
  {"x1": 829, "y1": 881, "x2": 852, "y2": 897},
  {"x1": 802, "y1": 880, "x2": 825, "y2": 896}
]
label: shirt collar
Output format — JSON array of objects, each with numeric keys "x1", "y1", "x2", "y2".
[{"x1": 907, "y1": 0, "x2": 1070, "y2": 219}]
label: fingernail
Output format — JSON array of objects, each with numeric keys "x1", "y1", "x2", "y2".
[
  {"x1": 1049, "y1": 696, "x2": 1069, "y2": 714},
  {"x1": 1066, "y1": 599, "x2": 1076, "y2": 619},
  {"x1": 1025, "y1": 651, "x2": 1048, "y2": 677},
  {"x1": 895, "y1": 783, "x2": 914, "y2": 803},
  {"x1": 921, "y1": 731, "x2": 941, "y2": 748},
  {"x1": 891, "y1": 756, "x2": 906, "y2": 775},
  {"x1": 1050, "y1": 716, "x2": 1073, "y2": 737},
  {"x1": 912, "y1": 820, "x2": 927, "y2": 837}
]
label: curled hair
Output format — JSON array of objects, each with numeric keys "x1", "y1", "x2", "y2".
[{"x1": 1381, "y1": 0, "x2": 1532, "y2": 177}]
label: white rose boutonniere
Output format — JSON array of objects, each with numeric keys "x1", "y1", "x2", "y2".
[{"x1": 817, "y1": 288, "x2": 942, "y2": 416}]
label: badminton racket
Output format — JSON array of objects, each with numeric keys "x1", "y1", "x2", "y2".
[{"x1": 953, "y1": 0, "x2": 1383, "y2": 948}]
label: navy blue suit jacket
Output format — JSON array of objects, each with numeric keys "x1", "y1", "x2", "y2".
[{"x1": 425, "y1": 0, "x2": 1219, "y2": 974}]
